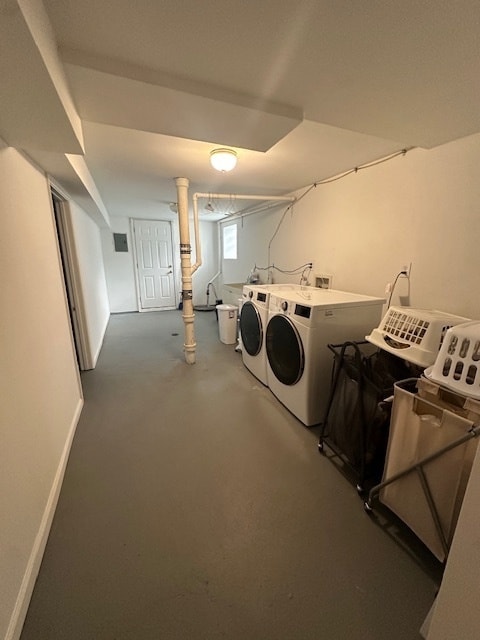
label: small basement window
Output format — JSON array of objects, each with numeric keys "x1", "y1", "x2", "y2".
[{"x1": 223, "y1": 224, "x2": 237, "y2": 260}]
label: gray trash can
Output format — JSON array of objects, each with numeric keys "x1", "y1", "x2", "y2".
[{"x1": 216, "y1": 304, "x2": 238, "y2": 344}]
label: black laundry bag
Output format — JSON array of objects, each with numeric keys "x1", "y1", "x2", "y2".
[{"x1": 320, "y1": 341, "x2": 413, "y2": 484}]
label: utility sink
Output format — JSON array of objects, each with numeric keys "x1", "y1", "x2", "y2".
[{"x1": 223, "y1": 282, "x2": 245, "y2": 304}]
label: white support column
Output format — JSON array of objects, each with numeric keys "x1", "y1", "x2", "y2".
[{"x1": 175, "y1": 177, "x2": 196, "y2": 364}]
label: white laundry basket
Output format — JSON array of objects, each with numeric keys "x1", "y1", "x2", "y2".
[
  {"x1": 216, "y1": 304, "x2": 238, "y2": 344},
  {"x1": 366, "y1": 306, "x2": 470, "y2": 367},
  {"x1": 424, "y1": 321, "x2": 480, "y2": 398}
]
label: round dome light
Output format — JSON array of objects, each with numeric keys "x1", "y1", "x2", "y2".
[{"x1": 210, "y1": 148, "x2": 238, "y2": 172}]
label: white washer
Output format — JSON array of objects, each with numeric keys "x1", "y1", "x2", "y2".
[
  {"x1": 239, "y1": 283, "x2": 306, "y2": 385},
  {"x1": 239, "y1": 285, "x2": 271, "y2": 385},
  {"x1": 266, "y1": 289, "x2": 385, "y2": 426}
]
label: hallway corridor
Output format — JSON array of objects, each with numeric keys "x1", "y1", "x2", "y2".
[{"x1": 20, "y1": 311, "x2": 440, "y2": 639}]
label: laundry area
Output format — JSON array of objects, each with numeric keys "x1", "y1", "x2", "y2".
[
  {"x1": 215, "y1": 273, "x2": 480, "y2": 638},
  {"x1": 235, "y1": 280, "x2": 480, "y2": 565},
  {"x1": 19, "y1": 310, "x2": 443, "y2": 640},
  {"x1": 4, "y1": 3, "x2": 480, "y2": 640}
]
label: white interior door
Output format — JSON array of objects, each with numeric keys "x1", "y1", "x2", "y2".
[{"x1": 133, "y1": 219, "x2": 176, "y2": 310}]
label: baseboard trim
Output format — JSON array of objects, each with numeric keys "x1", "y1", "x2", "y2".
[
  {"x1": 91, "y1": 313, "x2": 109, "y2": 369},
  {"x1": 5, "y1": 397, "x2": 84, "y2": 640}
]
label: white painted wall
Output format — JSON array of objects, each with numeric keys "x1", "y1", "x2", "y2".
[
  {"x1": 221, "y1": 132, "x2": 480, "y2": 639},
  {"x1": 67, "y1": 200, "x2": 110, "y2": 366},
  {"x1": 191, "y1": 219, "x2": 219, "y2": 307},
  {"x1": 0, "y1": 144, "x2": 83, "y2": 640},
  {"x1": 101, "y1": 218, "x2": 138, "y2": 312},
  {"x1": 221, "y1": 134, "x2": 480, "y2": 319},
  {"x1": 102, "y1": 216, "x2": 218, "y2": 312}
]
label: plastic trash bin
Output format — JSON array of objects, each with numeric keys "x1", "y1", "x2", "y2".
[{"x1": 216, "y1": 304, "x2": 238, "y2": 344}]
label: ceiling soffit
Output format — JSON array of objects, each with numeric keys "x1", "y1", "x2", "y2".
[{"x1": 62, "y1": 49, "x2": 303, "y2": 152}]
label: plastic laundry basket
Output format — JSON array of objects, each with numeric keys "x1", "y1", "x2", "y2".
[
  {"x1": 366, "y1": 306, "x2": 470, "y2": 367},
  {"x1": 424, "y1": 321, "x2": 480, "y2": 398},
  {"x1": 216, "y1": 304, "x2": 238, "y2": 344}
]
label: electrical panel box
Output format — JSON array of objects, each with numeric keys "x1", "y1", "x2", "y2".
[{"x1": 113, "y1": 233, "x2": 128, "y2": 252}]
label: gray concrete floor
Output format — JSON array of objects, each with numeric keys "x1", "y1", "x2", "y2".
[{"x1": 21, "y1": 310, "x2": 441, "y2": 639}]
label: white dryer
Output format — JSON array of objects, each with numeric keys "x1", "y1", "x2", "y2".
[
  {"x1": 265, "y1": 289, "x2": 385, "y2": 426},
  {"x1": 239, "y1": 283, "x2": 305, "y2": 385}
]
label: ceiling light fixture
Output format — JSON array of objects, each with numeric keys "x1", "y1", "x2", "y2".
[{"x1": 210, "y1": 148, "x2": 237, "y2": 172}]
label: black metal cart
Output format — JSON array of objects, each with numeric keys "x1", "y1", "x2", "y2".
[{"x1": 318, "y1": 341, "x2": 412, "y2": 493}]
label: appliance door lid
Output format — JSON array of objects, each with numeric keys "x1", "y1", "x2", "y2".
[
  {"x1": 240, "y1": 301, "x2": 263, "y2": 356},
  {"x1": 266, "y1": 315, "x2": 304, "y2": 385}
]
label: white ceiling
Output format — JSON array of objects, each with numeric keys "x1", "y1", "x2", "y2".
[{"x1": 20, "y1": 1, "x2": 480, "y2": 220}]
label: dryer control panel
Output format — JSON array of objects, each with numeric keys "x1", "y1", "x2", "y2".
[
  {"x1": 295, "y1": 304, "x2": 311, "y2": 319},
  {"x1": 270, "y1": 294, "x2": 313, "y2": 322}
]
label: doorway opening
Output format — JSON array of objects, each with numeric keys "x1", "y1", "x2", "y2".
[{"x1": 51, "y1": 189, "x2": 89, "y2": 370}]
